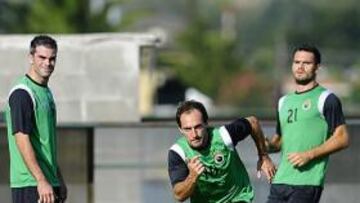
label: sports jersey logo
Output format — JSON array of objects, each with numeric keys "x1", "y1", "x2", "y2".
[
  {"x1": 214, "y1": 152, "x2": 225, "y2": 165},
  {"x1": 302, "y1": 99, "x2": 311, "y2": 111},
  {"x1": 204, "y1": 165, "x2": 222, "y2": 177}
]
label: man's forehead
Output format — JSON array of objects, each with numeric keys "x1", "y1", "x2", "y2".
[
  {"x1": 181, "y1": 109, "x2": 203, "y2": 121},
  {"x1": 181, "y1": 109, "x2": 202, "y2": 118},
  {"x1": 33, "y1": 47, "x2": 57, "y2": 56},
  {"x1": 35, "y1": 45, "x2": 56, "y2": 51},
  {"x1": 294, "y1": 51, "x2": 315, "y2": 58}
]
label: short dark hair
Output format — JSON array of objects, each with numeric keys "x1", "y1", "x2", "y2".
[
  {"x1": 30, "y1": 35, "x2": 57, "y2": 55},
  {"x1": 176, "y1": 100, "x2": 208, "y2": 127},
  {"x1": 292, "y1": 44, "x2": 321, "y2": 64}
]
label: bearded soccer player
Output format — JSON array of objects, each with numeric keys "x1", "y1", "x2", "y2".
[{"x1": 266, "y1": 44, "x2": 349, "y2": 203}]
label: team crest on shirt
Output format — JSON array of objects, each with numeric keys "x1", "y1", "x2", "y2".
[
  {"x1": 213, "y1": 152, "x2": 225, "y2": 165},
  {"x1": 302, "y1": 99, "x2": 312, "y2": 111}
]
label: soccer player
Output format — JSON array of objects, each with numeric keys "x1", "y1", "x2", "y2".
[
  {"x1": 168, "y1": 100, "x2": 276, "y2": 202},
  {"x1": 266, "y1": 44, "x2": 349, "y2": 203},
  {"x1": 5, "y1": 35, "x2": 67, "y2": 203}
]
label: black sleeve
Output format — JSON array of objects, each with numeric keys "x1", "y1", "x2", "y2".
[
  {"x1": 168, "y1": 150, "x2": 189, "y2": 187},
  {"x1": 224, "y1": 118, "x2": 252, "y2": 146},
  {"x1": 9, "y1": 89, "x2": 34, "y2": 135},
  {"x1": 323, "y1": 93, "x2": 346, "y2": 135}
]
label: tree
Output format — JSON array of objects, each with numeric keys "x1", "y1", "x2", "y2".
[
  {"x1": 159, "y1": 0, "x2": 242, "y2": 100},
  {"x1": 0, "y1": 0, "x2": 147, "y2": 33}
]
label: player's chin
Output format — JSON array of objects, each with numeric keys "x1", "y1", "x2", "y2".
[
  {"x1": 294, "y1": 75, "x2": 306, "y2": 81},
  {"x1": 190, "y1": 140, "x2": 203, "y2": 148},
  {"x1": 40, "y1": 72, "x2": 53, "y2": 78}
]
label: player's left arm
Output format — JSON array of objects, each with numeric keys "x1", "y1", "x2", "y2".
[
  {"x1": 288, "y1": 94, "x2": 350, "y2": 167},
  {"x1": 245, "y1": 116, "x2": 276, "y2": 182},
  {"x1": 226, "y1": 117, "x2": 276, "y2": 181},
  {"x1": 288, "y1": 125, "x2": 349, "y2": 167}
]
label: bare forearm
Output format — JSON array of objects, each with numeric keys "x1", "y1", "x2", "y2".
[
  {"x1": 246, "y1": 116, "x2": 268, "y2": 156},
  {"x1": 245, "y1": 117, "x2": 276, "y2": 181},
  {"x1": 15, "y1": 133, "x2": 47, "y2": 183},
  {"x1": 173, "y1": 173, "x2": 198, "y2": 202},
  {"x1": 307, "y1": 125, "x2": 349, "y2": 160},
  {"x1": 16, "y1": 133, "x2": 56, "y2": 202}
]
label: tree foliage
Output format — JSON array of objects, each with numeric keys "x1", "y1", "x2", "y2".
[
  {"x1": 159, "y1": 0, "x2": 242, "y2": 100},
  {"x1": 158, "y1": 0, "x2": 360, "y2": 114},
  {"x1": 0, "y1": 0, "x2": 147, "y2": 33},
  {"x1": 1, "y1": 0, "x2": 359, "y2": 113}
]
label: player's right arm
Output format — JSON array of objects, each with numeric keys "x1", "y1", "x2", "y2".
[
  {"x1": 266, "y1": 112, "x2": 282, "y2": 153},
  {"x1": 10, "y1": 89, "x2": 55, "y2": 203},
  {"x1": 168, "y1": 150, "x2": 204, "y2": 202},
  {"x1": 15, "y1": 133, "x2": 55, "y2": 203},
  {"x1": 266, "y1": 134, "x2": 282, "y2": 153}
]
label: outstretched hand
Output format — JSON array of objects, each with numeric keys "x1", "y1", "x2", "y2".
[{"x1": 257, "y1": 155, "x2": 276, "y2": 183}]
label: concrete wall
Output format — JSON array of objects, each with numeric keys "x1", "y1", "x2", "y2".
[{"x1": 0, "y1": 33, "x2": 158, "y2": 123}]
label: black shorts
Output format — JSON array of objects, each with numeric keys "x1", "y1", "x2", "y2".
[
  {"x1": 267, "y1": 184, "x2": 323, "y2": 203},
  {"x1": 11, "y1": 186, "x2": 61, "y2": 203}
]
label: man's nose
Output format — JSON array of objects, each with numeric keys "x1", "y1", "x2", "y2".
[
  {"x1": 299, "y1": 62, "x2": 305, "y2": 68},
  {"x1": 295, "y1": 64, "x2": 304, "y2": 72},
  {"x1": 44, "y1": 59, "x2": 51, "y2": 66},
  {"x1": 192, "y1": 128, "x2": 200, "y2": 138}
]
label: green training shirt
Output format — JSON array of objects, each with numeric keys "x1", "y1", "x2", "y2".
[
  {"x1": 5, "y1": 76, "x2": 59, "y2": 188},
  {"x1": 273, "y1": 85, "x2": 331, "y2": 186},
  {"x1": 171, "y1": 127, "x2": 254, "y2": 203}
]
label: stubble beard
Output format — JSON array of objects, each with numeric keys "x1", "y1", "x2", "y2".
[{"x1": 294, "y1": 73, "x2": 316, "y2": 86}]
